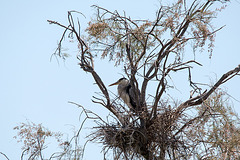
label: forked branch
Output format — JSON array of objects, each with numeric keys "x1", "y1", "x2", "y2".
[
  {"x1": 48, "y1": 12, "x2": 126, "y2": 125},
  {"x1": 176, "y1": 64, "x2": 240, "y2": 115}
]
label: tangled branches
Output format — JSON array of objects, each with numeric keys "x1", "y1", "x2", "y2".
[{"x1": 48, "y1": 0, "x2": 240, "y2": 159}]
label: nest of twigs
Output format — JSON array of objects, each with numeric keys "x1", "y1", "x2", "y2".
[
  {"x1": 90, "y1": 109, "x2": 184, "y2": 159},
  {"x1": 98, "y1": 124, "x2": 147, "y2": 152}
]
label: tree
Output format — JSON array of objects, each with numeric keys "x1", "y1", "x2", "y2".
[
  {"x1": 47, "y1": 0, "x2": 240, "y2": 159},
  {"x1": 13, "y1": 121, "x2": 84, "y2": 160},
  {"x1": 13, "y1": 121, "x2": 62, "y2": 160}
]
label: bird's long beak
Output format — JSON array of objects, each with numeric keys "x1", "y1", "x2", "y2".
[{"x1": 109, "y1": 81, "x2": 120, "y2": 86}]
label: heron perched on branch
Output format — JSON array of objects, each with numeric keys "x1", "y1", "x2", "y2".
[{"x1": 109, "y1": 78, "x2": 138, "y2": 111}]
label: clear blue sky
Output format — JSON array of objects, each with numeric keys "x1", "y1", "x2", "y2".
[{"x1": 0, "y1": 0, "x2": 239, "y2": 159}]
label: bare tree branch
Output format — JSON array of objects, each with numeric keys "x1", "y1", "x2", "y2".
[
  {"x1": 176, "y1": 64, "x2": 240, "y2": 116},
  {"x1": 0, "y1": 152, "x2": 10, "y2": 160}
]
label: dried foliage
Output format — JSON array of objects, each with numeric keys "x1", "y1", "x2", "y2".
[
  {"x1": 13, "y1": 121, "x2": 84, "y2": 160},
  {"x1": 47, "y1": 0, "x2": 240, "y2": 159},
  {"x1": 13, "y1": 121, "x2": 62, "y2": 160}
]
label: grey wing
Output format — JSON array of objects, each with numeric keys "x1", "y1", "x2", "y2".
[{"x1": 126, "y1": 84, "x2": 137, "y2": 109}]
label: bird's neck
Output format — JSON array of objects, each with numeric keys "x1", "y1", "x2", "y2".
[
  {"x1": 118, "y1": 80, "x2": 129, "y2": 90},
  {"x1": 122, "y1": 80, "x2": 129, "y2": 86}
]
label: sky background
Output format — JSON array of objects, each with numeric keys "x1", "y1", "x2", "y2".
[{"x1": 0, "y1": 0, "x2": 240, "y2": 159}]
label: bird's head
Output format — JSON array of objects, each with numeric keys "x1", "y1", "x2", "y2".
[{"x1": 109, "y1": 77, "x2": 129, "y2": 86}]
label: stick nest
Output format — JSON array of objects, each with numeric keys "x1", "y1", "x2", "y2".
[{"x1": 90, "y1": 110, "x2": 182, "y2": 158}]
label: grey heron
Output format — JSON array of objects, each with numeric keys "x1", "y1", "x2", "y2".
[{"x1": 109, "y1": 78, "x2": 137, "y2": 110}]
